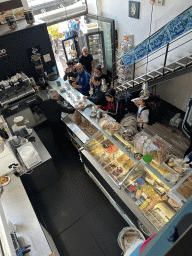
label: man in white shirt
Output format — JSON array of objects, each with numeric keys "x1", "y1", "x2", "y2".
[{"x1": 135, "y1": 97, "x2": 149, "y2": 130}]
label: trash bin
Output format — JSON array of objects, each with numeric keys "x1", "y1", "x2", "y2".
[{"x1": 118, "y1": 227, "x2": 145, "y2": 255}]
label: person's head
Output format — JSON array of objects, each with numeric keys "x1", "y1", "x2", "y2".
[
  {"x1": 92, "y1": 76, "x2": 101, "y2": 86},
  {"x1": 95, "y1": 65, "x2": 102, "y2": 76},
  {"x1": 105, "y1": 88, "x2": 116, "y2": 102},
  {"x1": 138, "y1": 97, "x2": 146, "y2": 107},
  {"x1": 82, "y1": 47, "x2": 89, "y2": 57},
  {"x1": 48, "y1": 89, "x2": 59, "y2": 100},
  {"x1": 67, "y1": 60, "x2": 74, "y2": 68},
  {"x1": 76, "y1": 63, "x2": 84, "y2": 74}
]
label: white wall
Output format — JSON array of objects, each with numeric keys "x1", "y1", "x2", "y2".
[
  {"x1": 149, "y1": 73, "x2": 192, "y2": 112},
  {"x1": 86, "y1": 0, "x2": 102, "y2": 16},
  {"x1": 100, "y1": 0, "x2": 192, "y2": 48}
]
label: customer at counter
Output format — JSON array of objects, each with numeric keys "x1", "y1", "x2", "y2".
[
  {"x1": 41, "y1": 89, "x2": 75, "y2": 145},
  {"x1": 95, "y1": 65, "x2": 111, "y2": 88},
  {"x1": 63, "y1": 60, "x2": 77, "y2": 85},
  {"x1": 100, "y1": 88, "x2": 125, "y2": 123},
  {"x1": 79, "y1": 47, "x2": 94, "y2": 75},
  {"x1": 72, "y1": 63, "x2": 90, "y2": 96},
  {"x1": 83, "y1": 76, "x2": 106, "y2": 105}
]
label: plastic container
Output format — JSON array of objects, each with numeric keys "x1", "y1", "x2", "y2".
[
  {"x1": 24, "y1": 9, "x2": 35, "y2": 24},
  {"x1": 134, "y1": 131, "x2": 151, "y2": 154},
  {"x1": 5, "y1": 14, "x2": 18, "y2": 30},
  {"x1": 148, "y1": 135, "x2": 172, "y2": 165}
]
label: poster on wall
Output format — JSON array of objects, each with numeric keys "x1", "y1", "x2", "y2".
[
  {"x1": 0, "y1": 0, "x2": 24, "y2": 25},
  {"x1": 150, "y1": 0, "x2": 164, "y2": 6},
  {"x1": 129, "y1": 1, "x2": 140, "y2": 19}
]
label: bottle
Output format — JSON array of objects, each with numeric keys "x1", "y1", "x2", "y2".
[{"x1": 0, "y1": 127, "x2": 9, "y2": 139}]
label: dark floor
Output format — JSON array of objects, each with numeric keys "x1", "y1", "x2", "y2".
[{"x1": 32, "y1": 122, "x2": 127, "y2": 256}]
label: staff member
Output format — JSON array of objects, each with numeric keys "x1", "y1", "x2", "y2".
[
  {"x1": 73, "y1": 63, "x2": 90, "y2": 96},
  {"x1": 95, "y1": 65, "x2": 111, "y2": 88},
  {"x1": 134, "y1": 97, "x2": 149, "y2": 130},
  {"x1": 79, "y1": 47, "x2": 94, "y2": 75},
  {"x1": 83, "y1": 76, "x2": 106, "y2": 105},
  {"x1": 41, "y1": 89, "x2": 75, "y2": 145},
  {"x1": 100, "y1": 88, "x2": 125, "y2": 123}
]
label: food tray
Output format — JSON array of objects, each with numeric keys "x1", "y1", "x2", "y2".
[{"x1": 163, "y1": 154, "x2": 190, "y2": 176}]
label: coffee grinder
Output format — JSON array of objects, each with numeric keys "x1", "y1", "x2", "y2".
[{"x1": 31, "y1": 53, "x2": 48, "y2": 90}]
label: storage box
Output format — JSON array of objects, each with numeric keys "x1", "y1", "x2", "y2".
[{"x1": 148, "y1": 135, "x2": 172, "y2": 165}]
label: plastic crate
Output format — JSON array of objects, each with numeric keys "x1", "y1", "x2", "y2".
[
  {"x1": 149, "y1": 135, "x2": 172, "y2": 165},
  {"x1": 134, "y1": 131, "x2": 151, "y2": 154}
]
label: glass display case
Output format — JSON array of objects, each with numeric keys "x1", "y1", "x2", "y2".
[
  {"x1": 85, "y1": 31, "x2": 106, "y2": 68},
  {"x1": 48, "y1": 78, "x2": 191, "y2": 234},
  {"x1": 62, "y1": 35, "x2": 79, "y2": 61}
]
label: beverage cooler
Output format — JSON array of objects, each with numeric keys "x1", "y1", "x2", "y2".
[
  {"x1": 62, "y1": 32, "x2": 80, "y2": 62},
  {"x1": 85, "y1": 31, "x2": 106, "y2": 68}
]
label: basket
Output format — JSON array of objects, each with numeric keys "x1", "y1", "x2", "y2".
[
  {"x1": 163, "y1": 154, "x2": 190, "y2": 176},
  {"x1": 117, "y1": 227, "x2": 145, "y2": 255}
]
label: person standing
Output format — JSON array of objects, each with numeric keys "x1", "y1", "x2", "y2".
[
  {"x1": 79, "y1": 47, "x2": 94, "y2": 75},
  {"x1": 63, "y1": 60, "x2": 77, "y2": 85},
  {"x1": 41, "y1": 89, "x2": 75, "y2": 146},
  {"x1": 73, "y1": 63, "x2": 90, "y2": 96},
  {"x1": 100, "y1": 88, "x2": 125, "y2": 123},
  {"x1": 83, "y1": 76, "x2": 106, "y2": 105},
  {"x1": 95, "y1": 65, "x2": 111, "y2": 88}
]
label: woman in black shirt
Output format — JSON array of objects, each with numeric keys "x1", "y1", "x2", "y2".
[{"x1": 95, "y1": 65, "x2": 111, "y2": 88}]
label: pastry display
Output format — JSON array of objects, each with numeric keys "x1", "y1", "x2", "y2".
[
  {"x1": 105, "y1": 162, "x2": 118, "y2": 173},
  {"x1": 142, "y1": 184, "x2": 155, "y2": 197},
  {"x1": 80, "y1": 120, "x2": 98, "y2": 136},
  {"x1": 123, "y1": 159, "x2": 135, "y2": 170},
  {"x1": 122, "y1": 128, "x2": 136, "y2": 141},
  {"x1": 110, "y1": 167, "x2": 123, "y2": 178},
  {"x1": 107, "y1": 145, "x2": 118, "y2": 154},
  {"x1": 101, "y1": 156, "x2": 113, "y2": 167},
  {"x1": 117, "y1": 154, "x2": 130, "y2": 164},
  {"x1": 101, "y1": 139, "x2": 113, "y2": 149},
  {"x1": 166, "y1": 157, "x2": 190, "y2": 175},
  {"x1": 106, "y1": 121, "x2": 121, "y2": 132},
  {"x1": 177, "y1": 174, "x2": 192, "y2": 199},
  {"x1": 90, "y1": 146, "x2": 104, "y2": 156},
  {"x1": 112, "y1": 150, "x2": 124, "y2": 159},
  {"x1": 100, "y1": 119, "x2": 112, "y2": 129},
  {"x1": 95, "y1": 152, "x2": 108, "y2": 162}
]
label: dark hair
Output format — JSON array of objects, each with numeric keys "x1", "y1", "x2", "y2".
[
  {"x1": 93, "y1": 76, "x2": 101, "y2": 82},
  {"x1": 96, "y1": 65, "x2": 102, "y2": 72},
  {"x1": 106, "y1": 88, "x2": 116, "y2": 98},
  {"x1": 67, "y1": 60, "x2": 74, "y2": 66}
]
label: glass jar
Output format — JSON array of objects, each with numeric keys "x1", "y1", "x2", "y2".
[
  {"x1": 5, "y1": 15, "x2": 18, "y2": 30},
  {"x1": 24, "y1": 9, "x2": 35, "y2": 25}
]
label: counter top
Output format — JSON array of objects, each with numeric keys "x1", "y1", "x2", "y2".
[{"x1": 1, "y1": 173, "x2": 53, "y2": 256}]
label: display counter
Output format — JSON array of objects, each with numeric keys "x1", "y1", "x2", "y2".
[{"x1": 49, "y1": 77, "x2": 191, "y2": 235}]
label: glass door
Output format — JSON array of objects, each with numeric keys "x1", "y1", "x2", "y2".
[
  {"x1": 85, "y1": 14, "x2": 116, "y2": 86},
  {"x1": 62, "y1": 37, "x2": 78, "y2": 61}
]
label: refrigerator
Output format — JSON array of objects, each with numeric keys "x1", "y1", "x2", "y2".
[
  {"x1": 85, "y1": 31, "x2": 106, "y2": 68},
  {"x1": 62, "y1": 33, "x2": 80, "y2": 62}
]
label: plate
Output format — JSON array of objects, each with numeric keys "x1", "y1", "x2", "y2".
[
  {"x1": 0, "y1": 176, "x2": 10, "y2": 186},
  {"x1": 100, "y1": 118, "x2": 112, "y2": 129}
]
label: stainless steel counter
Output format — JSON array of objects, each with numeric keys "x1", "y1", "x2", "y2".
[{"x1": 1, "y1": 173, "x2": 55, "y2": 256}]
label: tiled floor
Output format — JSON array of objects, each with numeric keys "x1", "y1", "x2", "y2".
[{"x1": 32, "y1": 122, "x2": 127, "y2": 256}]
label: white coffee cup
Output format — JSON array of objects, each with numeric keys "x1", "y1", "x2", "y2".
[{"x1": 13, "y1": 136, "x2": 21, "y2": 144}]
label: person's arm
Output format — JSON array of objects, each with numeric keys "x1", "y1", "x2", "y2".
[
  {"x1": 57, "y1": 102, "x2": 75, "y2": 114},
  {"x1": 63, "y1": 68, "x2": 68, "y2": 81},
  {"x1": 87, "y1": 89, "x2": 105, "y2": 105}
]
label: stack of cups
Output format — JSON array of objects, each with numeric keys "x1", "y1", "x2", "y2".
[{"x1": 0, "y1": 136, "x2": 4, "y2": 153}]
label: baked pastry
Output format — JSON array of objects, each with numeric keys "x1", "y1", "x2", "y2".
[
  {"x1": 105, "y1": 162, "x2": 118, "y2": 172},
  {"x1": 117, "y1": 154, "x2": 130, "y2": 164},
  {"x1": 0, "y1": 176, "x2": 9, "y2": 185}
]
